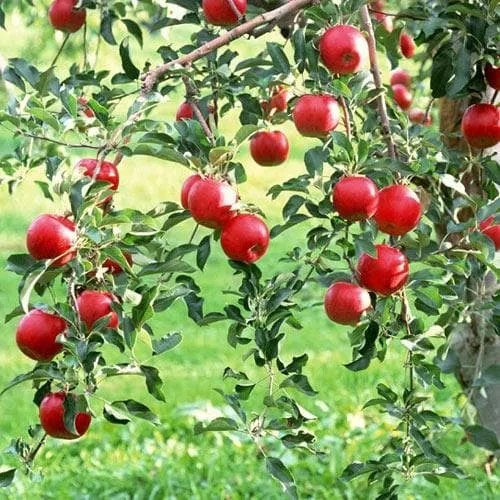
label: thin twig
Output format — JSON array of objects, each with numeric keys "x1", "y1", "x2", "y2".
[
  {"x1": 141, "y1": 0, "x2": 316, "y2": 95},
  {"x1": 19, "y1": 132, "x2": 101, "y2": 150},
  {"x1": 338, "y1": 95, "x2": 352, "y2": 142},
  {"x1": 26, "y1": 433, "x2": 47, "y2": 465},
  {"x1": 50, "y1": 33, "x2": 71, "y2": 68},
  {"x1": 359, "y1": 6, "x2": 398, "y2": 161},
  {"x1": 182, "y1": 75, "x2": 215, "y2": 144}
]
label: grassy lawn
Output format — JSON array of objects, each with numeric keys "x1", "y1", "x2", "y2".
[{"x1": 0, "y1": 8, "x2": 498, "y2": 500}]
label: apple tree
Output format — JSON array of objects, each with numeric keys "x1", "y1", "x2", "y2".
[{"x1": 0, "y1": 0, "x2": 499, "y2": 497}]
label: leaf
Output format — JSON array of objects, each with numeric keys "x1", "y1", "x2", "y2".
[
  {"x1": 465, "y1": 425, "x2": 500, "y2": 452},
  {"x1": 196, "y1": 235, "x2": 211, "y2": 271},
  {"x1": 6, "y1": 254, "x2": 36, "y2": 275},
  {"x1": 152, "y1": 332, "x2": 183, "y2": 355},
  {"x1": 0, "y1": 368, "x2": 65, "y2": 397},
  {"x1": 266, "y1": 42, "x2": 290, "y2": 74},
  {"x1": 30, "y1": 108, "x2": 60, "y2": 131},
  {"x1": 133, "y1": 144, "x2": 189, "y2": 166},
  {"x1": 266, "y1": 457, "x2": 298, "y2": 500},
  {"x1": 280, "y1": 374, "x2": 318, "y2": 396},
  {"x1": 0, "y1": 469, "x2": 16, "y2": 488},
  {"x1": 100, "y1": 11, "x2": 117, "y2": 45},
  {"x1": 140, "y1": 365, "x2": 165, "y2": 402},
  {"x1": 193, "y1": 417, "x2": 239, "y2": 434},
  {"x1": 109, "y1": 400, "x2": 160, "y2": 425},
  {"x1": 103, "y1": 404, "x2": 131, "y2": 425},
  {"x1": 119, "y1": 37, "x2": 140, "y2": 80},
  {"x1": 234, "y1": 124, "x2": 260, "y2": 145},
  {"x1": 440, "y1": 174, "x2": 468, "y2": 196}
]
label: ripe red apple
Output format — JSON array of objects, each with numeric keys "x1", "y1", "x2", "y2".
[
  {"x1": 16, "y1": 310, "x2": 67, "y2": 362},
  {"x1": 102, "y1": 253, "x2": 133, "y2": 275},
  {"x1": 78, "y1": 97, "x2": 95, "y2": 118},
  {"x1": 480, "y1": 216, "x2": 500, "y2": 251},
  {"x1": 293, "y1": 94, "x2": 340, "y2": 138},
  {"x1": 48, "y1": 0, "x2": 86, "y2": 33},
  {"x1": 220, "y1": 214, "x2": 270, "y2": 264},
  {"x1": 485, "y1": 63, "x2": 500, "y2": 90},
  {"x1": 409, "y1": 108, "x2": 432, "y2": 126},
  {"x1": 202, "y1": 0, "x2": 247, "y2": 26},
  {"x1": 333, "y1": 176, "x2": 379, "y2": 222},
  {"x1": 374, "y1": 185, "x2": 422, "y2": 236},
  {"x1": 176, "y1": 102, "x2": 194, "y2": 121},
  {"x1": 269, "y1": 86, "x2": 291, "y2": 113},
  {"x1": 392, "y1": 84, "x2": 412, "y2": 110},
  {"x1": 400, "y1": 32, "x2": 416, "y2": 58},
  {"x1": 181, "y1": 174, "x2": 203, "y2": 209},
  {"x1": 319, "y1": 25, "x2": 369, "y2": 75},
  {"x1": 188, "y1": 178, "x2": 237, "y2": 229},
  {"x1": 356, "y1": 244, "x2": 409, "y2": 296},
  {"x1": 39, "y1": 392, "x2": 91, "y2": 440},
  {"x1": 390, "y1": 68, "x2": 411, "y2": 88},
  {"x1": 461, "y1": 103, "x2": 500, "y2": 149},
  {"x1": 27, "y1": 214, "x2": 76, "y2": 267},
  {"x1": 76, "y1": 290, "x2": 119, "y2": 331},
  {"x1": 75, "y1": 159, "x2": 119, "y2": 203},
  {"x1": 324, "y1": 282, "x2": 372, "y2": 326},
  {"x1": 250, "y1": 131, "x2": 289, "y2": 166}
]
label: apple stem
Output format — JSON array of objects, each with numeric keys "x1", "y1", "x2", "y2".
[
  {"x1": 359, "y1": 6, "x2": 398, "y2": 162},
  {"x1": 491, "y1": 90, "x2": 498, "y2": 105},
  {"x1": 141, "y1": 0, "x2": 316, "y2": 95},
  {"x1": 50, "y1": 33, "x2": 71, "y2": 68},
  {"x1": 424, "y1": 98, "x2": 434, "y2": 124}
]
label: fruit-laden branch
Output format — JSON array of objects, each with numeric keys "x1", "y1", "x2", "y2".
[
  {"x1": 359, "y1": 6, "x2": 398, "y2": 161},
  {"x1": 141, "y1": 0, "x2": 316, "y2": 95}
]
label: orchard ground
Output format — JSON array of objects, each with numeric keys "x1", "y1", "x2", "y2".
[{"x1": 0, "y1": 14, "x2": 498, "y2": 500}]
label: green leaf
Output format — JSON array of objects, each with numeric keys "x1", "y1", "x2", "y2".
[
  {"x1": 196, "y1": 235, "x2": 211, "y2": 271},
  {"x1": 152, "y1": 332, "x2": 183, "y2": 355},
  {"x1": 234, "y1": 124, "x2": 260, "y2": 145},
  {"x1": 119, "y1": 37, "x2": 140, "y2": 80},
  {"x1": 30, "y1": 108, "x2": 60, "y2": 131},
  {"x1": 465, "y1": 425, "x2": 500, "y2": 451},
  {"x1": 103, "y1": 403, "x2": 131, "y2": 425},
  {"x1": 140, "y1": 365, "x2": 165, "y2": 402},
  {"x1": 194, "y1": 417, "x2": 239, "y2": 434},
  {"x1": 6, "y1": 254, "x2": 36, "y2": 275},
  {"x1": 109, "y1": 400, "x2": 160, "y2": 425},
  {"x1": 266, "y1": 457, "x2": 298, "y2": 500},
  {"x1": 0, "y1": 468, "x2": 16, "y2": 488},
  {"x1": 280, "y1": 374, "x2": 318, "y2": 396},
  {"x1": 266, "y1": 42, "x2": 290, "y2": 74},
  {"x1": 133, "y1": 144, "x2": 189, "y2": 166}
]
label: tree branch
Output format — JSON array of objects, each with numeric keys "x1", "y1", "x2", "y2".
[
  {"x1": 182, "y1": 75, "x2": 215, "y2": 144},
  {"x1": 359, "y1": 6, "x2": 398, "y2": 161},
  {"x1": 141, "y1": 0, "x2": 316, "y2": 95},
  {"x1": 19, "y1": 132, "x2": 101, "y2": 150}
]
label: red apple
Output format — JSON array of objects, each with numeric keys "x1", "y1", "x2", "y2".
[
  {"x1": 48, "y1": 0, "x2": 86, "y2": 33},
  {"x1": 461, "y1": 103, "x2": 500, "y2": 149},
  {"x1": 76, "y1": 290, "x2": 119, "y2": 331},
  {"x1": 293, "y1": 94, "x2": 340, "y2": 138},
  {"x1": 409, "y1": 108, "x2": 432, "y2": 126},
  {"x1": 176, "y1": 102, "x2": 194, "y2": 121},
  {"x1": 374, "y1": 185, "x2": 422, "y2": 236},
  {"x1": 400, "y1": 32, "x2": 416, "y2": 59},
  {"x1": 16, "y1": 310, "x2": 67, "y2": 362},
  {"x1": 27, "y1": 214, "x2": 76, "y2": 267},
  {"x1": 250, "y1": 131, "x2": 289, "y2": 166},
  {"x1": 480, "y1": 216, "x2": 500, "y2": 251},
  {"x1": 202, "y1": 0, "x2": 247, "y2": 26},
  {"x1": 392, "y1": 84, "x2": 412, "y2": 110},
  {"x1": 102, "y1": 253, "x2": 133, "y2": 275},
  {"x1": 78, "y1": 97, "x2": 95, "y2": 118},
  {"x1": 319, "y1": 25, "x2": 369, "y2": 75},
  {"x1": 390, "y1": 68, "x2": 411, "y2": 88},
  {"x1": 181, "y1": 174, "x2": 203, "y2": 209},
  {"x1": 333, "y1": 176, "x2": 379, "y2": 222},
  {"x1": 39, "y1": 392, "x2": 91, "y2": 440},
  {"x1": 356, "y1": 244, "x2": 409, "y2": 296},
  {"x1": 269, "y1": 86, "x2": 291, "y2": 112},
  {"x1": 75, "y1": 159, "x2": 119, "y2": 203},
  {"x1": 220, "y1": 214, "x2": 270, "y2": 264},
  {"x1": 324, "y1": 282, "x2": 372, "y2": 325},
  {"x1": 485, "y1": 63, "x2": 500, "y2": 90},
  {"x1": 188, "y1": 178, "x2": 238, "y2": 229}
]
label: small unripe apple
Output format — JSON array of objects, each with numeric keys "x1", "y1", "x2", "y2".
[
  {"x1": 485, "y1": 63, "x2": 500, "y2": 90},
  {"x1": 461, "y1": 103, "x2": 500, "y2": 149},
  {"x1": 409, "y1": 108, "x2": 432, "y2": 126},
  {"x1": 48, "y1": 0, "x2": 86, "y2": 33},
  {"x1": 39, "y1": 392, "x2": 91, "y2": 440},
  {"x1": 220, "y1": 214, "x2": 270, "y2": 264},
  {"x1": 293, "y1": 94, "x2": 340, "y2": 138},
  {"x1": 250, "y1": 131, "x2": 289, "y2": 166},
  {"x1": 76, "y1": 290, "x2": 119, "y2": 331},
  {"x1": 202, "y1": 0, "x2": 247, "y2": 26},
  {"x1": 333, "y1": 176, "x2": 379, "y2": 222},
  {"x1": 78, "y1": 97, "x2": 95, "y2": 118},
  {"x1": 188, "y1": 178, "x2": 237, "y2": 229},
  {"x1": 480, "y1": 216, "x2": 500, "y2": 250},
  {"x1": 181, "y1": 174, "x2": 203, "y2": 209},
  {"x1": 319, "y1": 25, "x2": 369, "y2": 75},
  {"x1": 356, "y1": 244, "x2": 409, "y2": 296},
  {"x1": 400, "y1": 32, "x2": 416, "y2": 59},
  {"x1": 374, "y1": 185, "x2": 422, "y2": 236},
  {"x1": 392, "y1": 84, "x2": 412, "y2": 110},
  {"x1": 390, "y1": 69, "x2": 411, "y2": 88},
  {"x1": 16, "y1": 310, "x2": 67, "y2": 362},
  {"x1": 324, "y1": 282, "x2": 372, "y2": 326},
  {"x1": 75, "y1": 159, "x2": 119, "y2": 203},
  {"x1": 27, "y1": 214, "x2": 76, "y2": 267}
]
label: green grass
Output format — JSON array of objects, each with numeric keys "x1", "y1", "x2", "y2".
[{"x1": 0, "y1": 8, "x2": 498, "y2": 500}]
